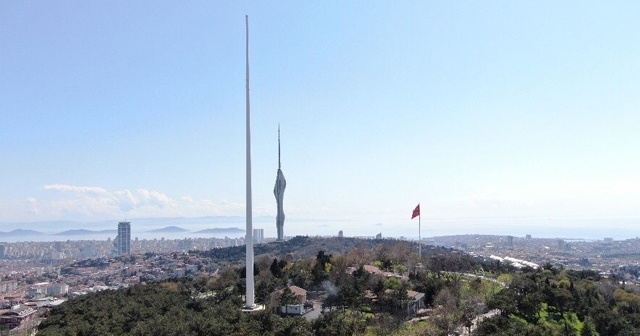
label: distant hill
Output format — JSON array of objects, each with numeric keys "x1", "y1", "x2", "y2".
[
  {"x1": 0, "y1": 216, "x2": 275, "y2": 232},
  {"x1": 146, "y1": 226, "x2": 188, "y2": 233},
  {"x1": 55, "y1": 229, "x2": 116, "y2": 236},
  {"x1": 195, "y1": 236, "x2": 449, "y2": 264},
  {"x1": 193, "y1": 227, "x2": 244, "y2": 235},
  {"x1": 0, "y1": 229, "x2": 43, "y2": 236}
]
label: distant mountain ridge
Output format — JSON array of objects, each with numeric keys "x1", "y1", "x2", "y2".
[
  {"x1": 193, "y1": 227, "x2": 244, "y2": 235},
  {"x1": 146, "y1": 226, "x2": 188, "y2": 233},
  {"x1": 0, "y1": 216, "x2": 276, "y2": 242},
  {"x1": 0, "y1": 229, "x2": 43, "y2": 236},
  {"x1": 55, "y1": 229, "x2": 116, "y2": 236}
]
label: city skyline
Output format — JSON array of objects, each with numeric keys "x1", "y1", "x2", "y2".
[{"x1": 2, "y1": 2, "x2": 640, "y2": 237}]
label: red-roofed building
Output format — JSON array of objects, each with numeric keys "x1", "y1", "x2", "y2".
[
  {"x1": 0, "y1": 305, "x2": 37, "y2": 330},
  {"x1": 271, "y1": 285, "x2": 309, "y2": 315}
]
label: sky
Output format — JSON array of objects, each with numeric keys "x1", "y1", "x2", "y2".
[{"x1": 1, "y1": 2, "x2": 640, "y2": 237}]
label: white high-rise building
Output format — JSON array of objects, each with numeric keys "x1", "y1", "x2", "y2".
[
  {"x1": 115, "y1": 221, "x2": 131, "y2": 255},
  {"x1": 46, "y1": 283, "x2": 69, "y2": 296},
  {"x1": 253, "y1": 229, "x2": 264, "y2": 243}
]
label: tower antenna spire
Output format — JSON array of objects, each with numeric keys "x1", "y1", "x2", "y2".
[{"x1": 278, "y1": 123, "x2": 281, "y2": 170}]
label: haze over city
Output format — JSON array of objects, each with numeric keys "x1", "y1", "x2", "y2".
[{"x1": 2, "y1": 2, "x2": 640, "y2": 239}]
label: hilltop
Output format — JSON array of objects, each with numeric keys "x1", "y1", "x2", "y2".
[
  {"x1": 146, "y1": 226, "x2": 189, "y2": 233},
  {"x1": 55, "y1": 229, "x2": 116, "y2": 236},
  {"x1": 195, "y1": 236, "x2": 457, "y2": 265},
  {"x1": 0, "y1": 229, "x2": 43, "y2": 236},
  {"x1": 193, "y1": 227, "x2": 244, "y2": 235}
]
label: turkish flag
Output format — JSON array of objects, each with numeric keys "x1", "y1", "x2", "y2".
[{"x1": 411, "y1": 204, "x2": 420, "y2": 219}]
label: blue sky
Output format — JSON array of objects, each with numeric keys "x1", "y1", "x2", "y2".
[{"x1": 1, "y1": 2, "x2": 639, "y2": 236}]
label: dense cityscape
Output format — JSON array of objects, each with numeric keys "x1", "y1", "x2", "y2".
[{"x1": 1, "y1": 220, "x2": 639, "y2": 334}]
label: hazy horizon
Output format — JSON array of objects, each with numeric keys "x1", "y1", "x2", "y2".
[{"x1": 0, "y1": 215, "x2": 638, "y2": 242}]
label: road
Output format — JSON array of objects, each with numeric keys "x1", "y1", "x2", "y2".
[
  {"x1": 454, "y1": 309, "x2": 501, "y2": 336},
  {"x1": 304, "y1": 300, "x2": 323, "y2": 321},
  {"x1": 448, "y1": 272, "x2": 506, "y2": 336},
  {"x1": 460, "y1": 273, "x2": 507, "y2": 287}
]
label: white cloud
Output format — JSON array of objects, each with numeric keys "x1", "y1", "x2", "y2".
[
  {"x1": 181, "y1": 196, "x2": 247, "y2": 216},
  {"x1": 1, "y1": 184, "x2": 244, "y2": 221},
  {"x1": 136, "y1": 189, "x2": 176, "y2": 209},
  {"x1": 43, "y1": 184, "x2": 109, "y2": 195},
  {"x1": 114, "y1": 189, "x2": 137, "y2": 211}
]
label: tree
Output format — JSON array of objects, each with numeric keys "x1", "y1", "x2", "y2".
[
  {"x1": 376, "y1": 278, "x2": 409, "y2": 318},
  {"x1": 487, "y1": 288, "x2": 517, "y2": 317},
  {"x1": 323, "y1": 291, "x2": 341, "y2": 312},
  {"x1": 239, "y1": 263, "x2": 259, "y2": 278},
  {"x1": 279, "y1": 286, "x2": 298, "y2": 305},
  {"x1": 431, "y1": 288, "x2": 463, "y2": 335},
  {"x1": 289, "y1": 258, "x2": 313, "y2": 289},
  {"x1": 255, "y1": 270, "x2": 278, "y2": 303},
  {"x1": 580, "y1": 317, "x2": 598, "y2": 336},
  {"x1": 212, "y1": 266, "x2": 240, "y2": 290},
  {"x1": 312, "y1": 310, "x2": 366, "y2": 336},
  {"x1": 414, "y1": 274, "x2": 446, "y2": 306},
  {"x1": 38, "y1": 279, "x2": 315, "y2": 336},
  {"x1": 345, "y1": 247, "x2": 374, "y2": 267},
  {"x1": 335, "y1": 272, "x2": 363, "y2": 309},
  {"x1": 312, "y1": 251, "x2": 332, "y2": 286},
  {"x1": 510, "y1": 273, "x2": 544, "y2": 322},
  {"x1": 192, "y1": 273, "x2": 209, "y2": 291},
  {"x1": 270, "y1": 258, "x2": 283, "y2": 278}
]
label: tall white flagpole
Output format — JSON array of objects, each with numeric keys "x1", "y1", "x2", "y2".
[
  {"x1": 244, "y1": 14, "x2": 255, "y2": 309},
  {"x1": 418, "y1": 202, "x2": 421, "y2": 260}
]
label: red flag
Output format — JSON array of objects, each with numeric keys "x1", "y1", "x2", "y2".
[{"x1": 411, "y1": 204, "x2": 420, "y2": 219}]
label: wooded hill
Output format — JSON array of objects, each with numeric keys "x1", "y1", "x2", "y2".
[
  {"x1": 194, "y1": 236, "x2": 465, "y2": 266},
  {"x1": 36, "y1": 236, "x2": 640, "y2": 335}
]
